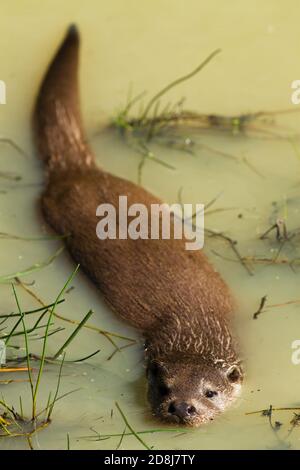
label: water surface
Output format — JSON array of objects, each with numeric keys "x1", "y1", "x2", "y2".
[{"x1": 0, "y1": 0, "x2": 300, "y2": 450}]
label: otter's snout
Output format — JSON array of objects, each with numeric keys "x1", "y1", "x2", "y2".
[{"x1": 168, "y1": 401, "x2": 197, "y2": 421}]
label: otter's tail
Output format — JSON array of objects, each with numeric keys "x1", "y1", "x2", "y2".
[{"x1": 34, "y1": 25, "x2": 95, "y2": 174}]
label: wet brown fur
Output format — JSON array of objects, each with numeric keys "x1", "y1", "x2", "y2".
[{"x1": 33, "y1": 26, "x2": 242, "y2": 426}]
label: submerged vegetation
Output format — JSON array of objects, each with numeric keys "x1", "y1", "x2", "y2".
[
  {"x1": 0, "y1": 136, "x2": 29, "y2": 160},
  {"x1": 246, "y1": 405, "x2": 300, "y2": 449},
  {"x1": 80, "y1": 401, "x2": 189, "y2": 450},
  {"x1": 0, "y1": 267, "x2": 93, "y2": 447},
  {"x1": 0, "y1": 263, "x2": 137, "y2": 449},
  {"x1": 1, "y1": 49, "x2": 300, "y2": 450},
  {"x1": 111, "y1": 51, "x2": 300, "y2": 184}
]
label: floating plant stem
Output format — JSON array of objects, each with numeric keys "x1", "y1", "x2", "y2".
[
  {"x1": 0, "y1": 367, "x2": 29, "y2": 373},
  {"x1": 115, "y1": 401, "x2": 151, "y2": 450},
  {"x1": 32, "y1": 265, "x2": 79, "y2": 420},
  {"x1": 0, "y1": 398, "x2": 21, "y2": 427},
  {"x1": 0, "y1": 419, "x2": 50, "y2": 439},
  {"x1": 0, "y1": 171, "x2": 21, "y2": 181},
  {"x1": 3, "y1": 312, "x2": 25, "y2": 345},
  {"x1": 212, "y1": 252, "x2": 300, "y2": 268},
  {"x1": 26, "y1": 435, "x2": 33, "y2": 450},
  {"x1": 207, "y1": 229, "x2": 253, "y2": 276},
  {"x1": 0, "y1": 137, "x2": 29, "y2": 158},
  {"x1": 114, "y1": 90, "x2": 147, "y2": 130},
  {"x1": 13, "y1": 349, "x2": 99, "y2": 365},
  {"x1": 0, "y1": 423, "x2": 10, "y2": 436},
  {"x1": 2, "y1": 308, "x2": 55, "y2": 346},
  {"x1": 137, "y1": 141, "x2": 176, "y2": 169},
  {"x1": 263, "y1": 406, "x2": 286, "y2": 446},
  {"x1": 53, "y1": 309, "x2": 94, "y2": 359},
  {"x1": 260, "y1": 219, "x2": 289, "y2": 241},
  {"x1": 197, "y1": 142, "x2": 238, "y2": 161},
  {"x1": 0, "y1": 379, "x2": 28, "y2": 384},
  {"x1": 288, "y1": 413, "x2": 300, "y2": 436},
  {"x1": 0, "y1": 246, "x2": 64, "y2": 284},
  {"x1": 81, "y1": 427, "x2": 186, "y2": 441},
  {"x1": 36, "y1": 326, "x2": 65, "y2": 341},
  {"x1": 242, "y1": 156, "x2": 265, "y2": 178},
  {"x1": 107, "y1": 342, "x2": 135, "y2": 361},
  {"x1": 71, "y1": 350, "x2": 101, "y2": 363},
  {"x1": 44, "y1": 391, "x2": 52, "y2": 418},
  {"x1": 19, "y1": 397, "x2": 24, "y2": 420},
  {"x1": 253, "y1": 295, "x2": 268, "y2": 320},
  {"x1": 0, "y1": 299, "x2": 65, "y2": 319},
  {"x1": 266, "y1": 298, "x2": 300, "y2": 309},
  {"x1": 35, "y1": 388, "x2": 81, "y2": 420},
  {"x1": 11, "y1": 284, "x2": 35, "y2": 416},
  {"x1": 178, "y1": 187, "x2": 253, "y2": 275},
  {"x1": 17, "y1": 279, "x2": 137, "y2": 346},
  {"x1": 140, "y1": 49, "x2": 221, "y2": 122},
  {"x1": 2, "y1": 321, "x2": 58, "y2": 343},
  {"x1": 0, "y1": 232, "x2": 68, "y2": 241},
  {"x1": 116, "y1": 427, "x2": 127, "y2": 450},
  {"x1": 246, "y1": 406, "x2": 300, "y2": 416},
  {"x1": 46, "y1": 352, "x2": 66, "y2": 421}
]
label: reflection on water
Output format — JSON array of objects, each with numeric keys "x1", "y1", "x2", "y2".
[{"x1": 1, "y1": 0, "x2": 300, "y2": 450}]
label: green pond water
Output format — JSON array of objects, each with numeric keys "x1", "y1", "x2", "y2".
[{"x1": 0, "y1": 0, "x2": 300, "y2": 450}]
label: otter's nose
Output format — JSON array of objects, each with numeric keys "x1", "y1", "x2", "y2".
[{"x1": 168, "y1": 401, "x2": 197, "y2": 420}]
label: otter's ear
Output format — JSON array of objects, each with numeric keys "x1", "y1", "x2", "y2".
[
  {"x1": 147, "y1": 360, "x2": 167, "y2": 378},
  {"x1": 226, "y1": 365, "x2": 243, "y2": 383}
]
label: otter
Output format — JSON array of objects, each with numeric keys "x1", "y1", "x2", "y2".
[{"x1": 34, "y1": 25, "x2": 243, "y2": 427}]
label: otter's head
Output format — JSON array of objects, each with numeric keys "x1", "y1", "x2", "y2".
[{"x1": 146, "y1": 354, "x2": 242, "y2": 427}]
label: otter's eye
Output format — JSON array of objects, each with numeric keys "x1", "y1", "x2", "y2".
[
  {"x1": 158, "y1": 384, "x2": 170, "y2": 396},
  {"x1": 205, "y1": 390, "x2": 218, "y2": 398}
]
